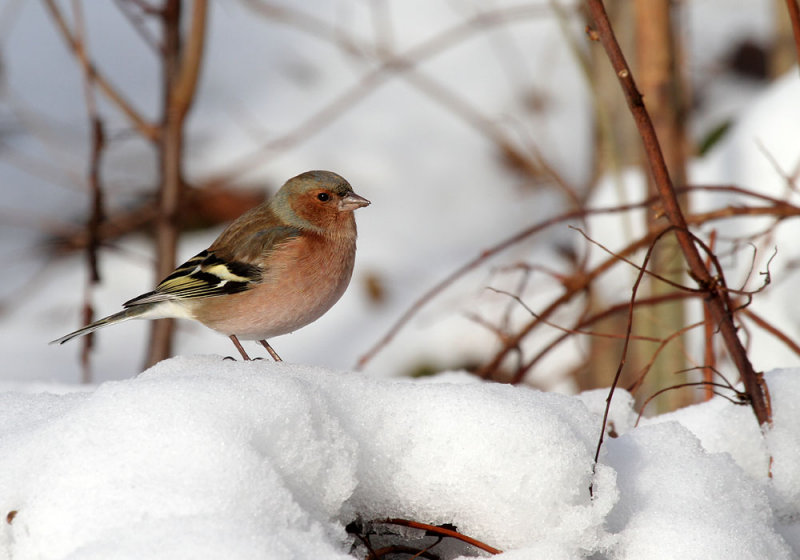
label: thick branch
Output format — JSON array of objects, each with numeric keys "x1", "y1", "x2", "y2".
[
  {"x1": 585, "y1": 0, "x2": 771, "y2": 427},
  {"x1": 785, "y1": 0, "x2": 800, "y2": 67},
  {"x1": 172, "y1": 0, "x2": 207, "y2": 118},
  {"x1": 146, "y1": 0, "x2": 207, "y2": 367}
]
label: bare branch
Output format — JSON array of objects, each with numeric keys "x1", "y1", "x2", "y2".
[
  {"x1": 211, "y1": 3, "x2": 554, "y2": 185},
  {"x1": 486, "y1": 287, "x2": 660, "y2": 343},
  {"x1": 68, "y1": 0, "x2": 107, "y2": 384},
  {"x1": 741, "y1": 308, "x2": 800, "y2": 359},
  {"x1": 355, "y1": 200, "x2": 655, "y2": 371},
  {"x1": 636, "y1": 381, "x2": 748, "y2": 426},
  {"x1": 570, "y1": 225, "x2": 700, "y2": 292},
  {"x1": 588, "y1": 224, "x2": 672, "y2": 497},
  {"x1": 585, "y1": 0, "x2": 771, "y2": 427},
  {"x1": 783, "y1": 0, "x2": 800, "y2": 68},
  {"x1": 42, "y1": 0, "x2": 159, "y2": 141}
]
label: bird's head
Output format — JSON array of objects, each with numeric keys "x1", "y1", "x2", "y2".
[{"x1": 273, "y1": 170, "x2": 370, "y2": 234}]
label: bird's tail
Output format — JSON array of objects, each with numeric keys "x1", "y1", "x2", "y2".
[{"x1": 50, "y1": 306, "x2": 153, "y2": 345}]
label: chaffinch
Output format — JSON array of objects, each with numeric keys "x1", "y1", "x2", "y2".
[{"x1": 51, "y1": 170, "x2": 370, "y2": 361}]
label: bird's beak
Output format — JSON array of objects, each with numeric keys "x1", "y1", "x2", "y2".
[{"x1": 339, "y1": 192, "x2": 371, "y2": 211}]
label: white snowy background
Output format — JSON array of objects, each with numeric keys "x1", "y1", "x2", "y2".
[{"x1": 0, "y1": 1, "x2": 799, "y2": 558}]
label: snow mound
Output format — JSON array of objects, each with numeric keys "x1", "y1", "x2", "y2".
[{"x1": 0, "y1": 358, "x2": 797, "y2": 559}]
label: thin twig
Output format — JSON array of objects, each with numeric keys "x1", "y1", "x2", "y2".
[
  {"x1": 636, "y1": 381, "x2": 747, "y2": 426},
  {"x1": 486, "y1": 287, "x2": 660, "y2": 342},
  {"x1": 380, "y1": 519, "x2": 502, "y2": 555},
  {"x1": 356, "y1": 200, "x2": 655, "y2": 370},
  {"x1": 42, "y1": 0, "x2": 159, "y2": 141},
  {"x1": 514, "y1": 291, "x2": 696, "y2": 384},
  {"x1": 72, "y1": 0, "x2": 106, "y2": 384},
  {"x1": 571, "y1": 225, "x2": 701, "y2": 292},
  {"x1": 740, "y1": 307, "x2": 800, "y2": 358},
  {"x1": 702, "y1": 230, "x2": 717, "y2": 400},
  {"x1": 357, "y1": 184, "x2": 800, "y2": 372},
  {"x1": 211, "y1": 3, "x2": 553, "y2": 185},
  {"x1": 481, "y1": 227, "x2": 669, "y2": 381},
  {"x1": 626, "y1": 319, "x2": 705, "y2": 394},
  {"x1": 113, "y1": 0, "x2": 162, "y2": 52},
  {"x1": 588, "y1": 225, "x2": 673, "y2": 497}
]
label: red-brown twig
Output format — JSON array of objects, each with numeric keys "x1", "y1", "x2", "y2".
[
  {"x1": 702, "y1": 230, "x2": 717, "y2": 400},
  {"x1": 636, "y1": 380, "x2": 748, "y2": 426},
  {"x1": 356, "y1": 199, "x2": 660, "y2": 371},
  {"x1": 511, "y1": 291, "x2": 697, "y2": 385},
  {"x1": 146, "y1": 0, "x2": 208, "y2": 367},
  {"x1": 499, "y1": 225, "x2": 685, "y2": 384},
  {"x1": 785, "y1": 0, "x2": 800, "y2": 67},
  {"x1": 571, "y1": 225, "x2": 701, "y2": 292},
  {"x1": 380, "y1": 519, "x2": 502, "y2": 555},
  {"x1": 626, "y1": 319, "x2": 704, "y2": 394},
  {"x1": 43, "y1": 0, "x2": 158, "y2": 141},
  {"x1": 486, "y1": 287, "x2": 661, "y2": 343},
  {"x1": 588, "y1": 225, "x2": 673, "y2": 496},
  {"x1": 213, "y1": 3, "x2": 554, "y2": 186},
  {"x1": 72, "y1": 0, "x2": 106, "y2": 384},
  {"x1": 585, "y1": 0, "x2": 771, "y2": 427},
  {"x1": 740, "y1": 307, "x2": 800, "y2": 358},
  {"x1": 359, "y1": 183, "x2": 800, "y2": 376}
]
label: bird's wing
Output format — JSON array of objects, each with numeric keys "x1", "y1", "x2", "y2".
[{"x1": 124, "y1": 226, "x2": 301, "y2": 307}]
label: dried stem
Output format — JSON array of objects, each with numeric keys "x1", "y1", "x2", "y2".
[
  {"x1": 358, "y1": 182, "x2": 800, "y2": 373},
  {"x1": 741, "y1": 307, "x2": 800, "y2": 358},
  {"x1": 636, "y1": 380, "x2": 747, "y2": 426},
  {"x1": 72, "y1": 0, "x2": 106, "y2": 384},
  {"x1": 355, "y1": 200, "x2": 654, "y2": 371},
  {"x1": 588, "y1": 225, "x2": 671, "y2": 496},
  {"x1": 212, "y1": 3, "x2": 553, "y2": 185},
  {"x1": 702, "y1": 230, "x2": 717, "y2": 400},
  {"x1": 513, "y1": 291, "x2": 697, "y2": 386},
  {"x1": 379, "y1": 519, "x2": 502, "y2": 555},
  {"x1": 784, "y1": 0, "x2": 800, "y2": 66},
  {"x1": 42, "y1": 0, "x2": 158, "y2": 141},
  {"x1": 585, "y1": 0, "x2": 771, "y2": 427},
  {"x1": 486, "y1": 287, "x2": 660, "y2": 343},
  {"x1": 146, "y1": 0, "x2": 208, "y2": 368},
  {"x1": 477, "y1": 228, "x2": 665, "y2": 381},
  {"x1": 626, "y1": 318, "x2": 704, "y2": 394}
]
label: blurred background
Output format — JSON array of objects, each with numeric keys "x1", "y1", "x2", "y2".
[{"x1": 0, "y1": 0, "x2": 798, "y2": 414}]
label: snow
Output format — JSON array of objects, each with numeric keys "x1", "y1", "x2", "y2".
[
  {"x1": 605, "y1": 422, "x2": 787, "y2": 560},
  {"x1": 0, "y1": 359, "x2": 797, "y2": 559}
]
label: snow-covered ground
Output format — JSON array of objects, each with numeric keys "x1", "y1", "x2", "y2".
[{"x1": 0, "y1": 359, "x2": 797, "y2": 559}]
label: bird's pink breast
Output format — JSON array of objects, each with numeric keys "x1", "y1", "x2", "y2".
[{"x1": 189, "y1": 232, "x2": 357, "y2": 340}]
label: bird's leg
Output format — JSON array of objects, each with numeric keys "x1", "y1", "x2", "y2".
[
  {"x1": 258, "y1": 339, "x2": 283, "y2": 362},
  {"x1": 229, "y1": 335, "x2": 252, "y2": 360}
]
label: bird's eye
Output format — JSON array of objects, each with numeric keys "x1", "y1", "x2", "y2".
[{"x1": 317, "y1": 192, "x2": 330, "y2": 202}]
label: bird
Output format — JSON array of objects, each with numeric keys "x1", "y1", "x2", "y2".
[{"x1": 51, "y1": 170, "x2": 370, "y2": 361}]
